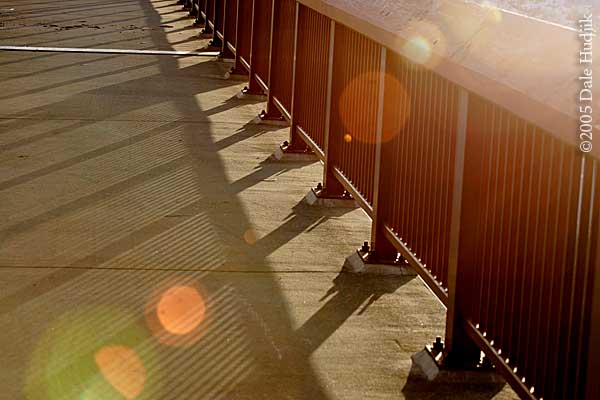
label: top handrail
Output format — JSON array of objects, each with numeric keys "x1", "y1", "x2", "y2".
[{"x1": 298, "y1": 0, "x2": 598, "y2": 159}]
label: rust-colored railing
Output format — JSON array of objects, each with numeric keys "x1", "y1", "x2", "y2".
[
  {"x1": 223, "y1": 0, "x2": 237, "y2": 58},
  {"x1": 455, "y1": 97, "x2": 600, "y2": 399},
  {"x1": 328, "y1": 24, "x2": 380, "y2": 208},
  {"x1": 203, "y1": 0, "x2": 214, "y2": 34},
  {"x1": 290, "y1": 4, "x2": 330, "y2": 154},
  {"x1": 247, "y1": 0, "x2": 272, "y2": 93},
  {"x1": 266, "y1": 0, "x2": 295, "y2": 120},
  {"x1": 235, "y1": 0, "x2": 252, "y2": 72},
  {"x1": 194, "y1": 1, "x2": 599, "y2": 399},
  {"x1": 380, "y1": 52, "x2": 460, "y2": 294},
  {"x1": 214, "y1": 0, "x2": 225, "y2": 41}
]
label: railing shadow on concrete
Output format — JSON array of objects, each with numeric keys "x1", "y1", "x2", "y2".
[
  {"x1": 0, "y1": 0, "x2": 412, "y2": 398},
  {"x1": 198, "y1": 0, "x2": 600, "y2": 399}
]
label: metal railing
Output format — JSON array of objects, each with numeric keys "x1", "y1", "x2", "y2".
[{"x1": 191, "y1": 1, "x2": 599, "y2": 399}]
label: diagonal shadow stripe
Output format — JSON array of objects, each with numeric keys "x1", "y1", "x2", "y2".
[
  {"x1": 0, "y1": 120, "x2": 182, "y2": 192},
  {"x1": 0, "y1": 59, "x2": 158, "y2": 102},
  {"x1": 0, "y1": 153, "x2": 191, "y2": 241}
]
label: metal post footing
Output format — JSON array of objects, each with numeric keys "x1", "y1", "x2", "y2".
[
  {"x1": 343, "y1": 245, "x2": 415, "y2": 276},
  {"x1": 409, "y1": 342, "x2": 501, "y2": 384},
  {"x1": 272, "y1": 143, "x2": 316, "y2": 162}
]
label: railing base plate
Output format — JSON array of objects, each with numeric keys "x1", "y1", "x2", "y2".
[
  {"x1": 199, "y1": 28, "x2": 213, "y2": 36},
  {"x1": 236, "y1": 88, "x2": 266, "y2": 101},
  {"x1": 343, "y1": 250, "x2": 414, "y2": 275},
  {"x1": 304, "y1": 188, "x2": 357, "y2": 208},
  {"x1": 252, "y1": 114, "x2": 288, "y2": 127},
  {"x1": 409, "y1": 348, "x2": 503, "y2": 385},
  {"x1": 272, "y1": 145, "x2": 316, "y2": 162}
]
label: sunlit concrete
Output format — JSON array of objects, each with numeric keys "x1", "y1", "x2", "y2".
[{"x1": 0, "y1": 1, "x2": 519, "y2": 399}]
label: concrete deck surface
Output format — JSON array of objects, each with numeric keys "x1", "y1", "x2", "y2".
[{"x1": 0, "y1": 1, "x2": 518, "y2": 399}]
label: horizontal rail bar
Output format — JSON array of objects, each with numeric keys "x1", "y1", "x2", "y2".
[
  {"x1": 272, "y1": 96, "x2": 291, "y2": 122},
  {"x1": 0, "y1": 46, "x2": 219, "y2": 57},
  {"x1": 465, "y1": 321, "x2": 536, "y2": 400},
  {"x1": 296, "y1": 126, "x2": 325, "y2": 160},
  {"x1": 239, "y1": 55, "x2": 250, "y2": 72},
  {"x1": 254, "y1": 73, "x2": 269, "y2": 94},
  {"x1": 332, "y1": 167, "x2": 373, "y2": 218},
  {"x1": 384, "y1": 225, "x2": 449, "y2": 306},
  {"x1": 226, "y1": 42, "x2": 236, "y2": 55},
  {"x1": 296, "y1": 0, "x2": 597, "y2": 159}
]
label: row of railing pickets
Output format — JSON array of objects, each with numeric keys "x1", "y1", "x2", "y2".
[{"x1": 180, "y1": 1, "x2": 599, "y2": 399}]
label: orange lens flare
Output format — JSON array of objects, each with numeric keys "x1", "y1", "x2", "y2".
[
  {"x1": 338, "y1": 72, "x2": 380, "y2": 144},
  {"x1": 157, "y1": 286, "x2": 206, "y2": 335},
  {"x1": 381, "y1": 73, "x2": 411, "y2": 142},
  {"x1": 94, "y1": 345, "x2": 145, "y2": 400},
  {"x1": 339, "y1": 72, "x2": 411, "y2": 144},
  {"x1": 243, "y1": 229, "x2": 258, "y2": 245}
]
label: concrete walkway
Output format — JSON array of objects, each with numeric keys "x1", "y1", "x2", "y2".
[{"x1": 0, "y1": 1, "x2": 517, "y2": 399}]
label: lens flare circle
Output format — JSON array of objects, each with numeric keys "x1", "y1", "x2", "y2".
[
  {"x1": 337, "y1": 72, "x2": 380, "y2": 144},
  {"x1": 94, "y1": 345, "x2": 146, "y2": 400},
  {"x1": 403, "y1": 35, "x2": 432, "y2": 65},
  {"x1": 145, "y1": 282, "x2": 209, "y2": 347},
  {"x1": 243, "y1": 228, "x2": 258, "y2": 245},
  {"x1": 481, "y1": 1, "x2": 503, "y2": 23},
  {"x1": 338, "y1": 72, "x2": 411, "y2": 144},
  {"x1": 24, "y1": 307, "x2": 159, "y2": 400},
  {"x1": 398, "y1": 18, "x2": 447, "y2": 69},
  {"x1": 381, "y1": 73, "x2": 412, "y2": 142},
  {"x1": 157, "y1": 286, "x2": 206, "y2": 335}
]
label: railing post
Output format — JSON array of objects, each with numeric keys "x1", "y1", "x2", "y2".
[
  {"x1": 585, "y1": 163, "x2": 600, "y2": 400},
  {"x1": 228, "y1": 0, "x2": 246, "y2": 75},
  {"x1": 260, "y1": 0, "x2": 284, "y2": 121},
  {"x1": 244, "y1": 0, "x2": 264, "y2": 95},
  {"x1": 288, "y1": 2, "x2": 300, "y2": 143},
  {"x1": 369, "y1": 46, "x2": 397, "y2": 262},
  {"x1": 220, "y1": 0, "x2": 235, "y2": 59},
  {"x1": 444, "y1": 88, "x2": 481, "y2": 366},
  {"x1": 320, "y1": 20, "x2": 345, "y2": 196},
  {"x1": 186, "y1": 0, "x2": 195, "y2": 16},
  {"x1": 201, "y1": 0, "x2": 214, "y2": 34},
  {"x1": 209, "y1": 0, "x2": 223, "y2": 48},
  {"x1": 193, "y1": 0, "x2": 205, "y2": 25},
  {"x1": 287, "y1": 2, "x2": 309, "y2": 152}
]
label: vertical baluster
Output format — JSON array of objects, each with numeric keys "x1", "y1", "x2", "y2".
[
  {"x1": 565, "y1": 156, "x2": 597, "y2": 399},
  {"x1": 585, "y1": 166, "x2": 600, "y2": 399}
]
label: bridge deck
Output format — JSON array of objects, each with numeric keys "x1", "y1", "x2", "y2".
[{"x1": 0, "y1": 1, "x2": 518, "y2": 399}]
